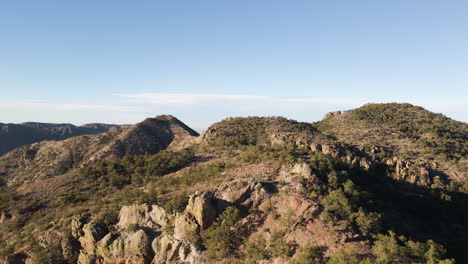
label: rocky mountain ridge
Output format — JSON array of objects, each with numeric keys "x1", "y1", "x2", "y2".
[
  {"x1": 0, "y1": 122, "x2": 122, "y2": 156},
  {"x1": 0, "y1": 103, "x2": 466, "y2": 264}
]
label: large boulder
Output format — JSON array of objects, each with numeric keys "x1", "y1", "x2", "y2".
[
  {"x1": 174, "y1": 213, "x2": 199, "y2": 240},
  {"x1": 216, "y1": 179, "x2": 273, "y2": 211},
  {"x1": 117, "y1": 204, "x2": 169, "y2": 230},
  {"x1": 185, "y1": 192, "x2": 217, "y2": 230},
  {"x1": 151, "y1": 234, "x2": 182, "y2": 264},
  {"x1": 78, "y1": 220, "x2": 108, "y2": 254},
  {"x1": 94, "y1": 230, "x2": 153, "y2": 264}
]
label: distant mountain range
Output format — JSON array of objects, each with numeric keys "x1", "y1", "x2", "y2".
[{"x1": 0, "y1": 122, "x2": 122, "y2": 156}]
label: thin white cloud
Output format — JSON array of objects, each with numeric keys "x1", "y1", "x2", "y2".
[{"x1": 112, "y1": 93, "x2": 369, "y2": 106}]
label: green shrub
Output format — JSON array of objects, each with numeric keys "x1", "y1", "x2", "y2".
[
  {"x1": 164, "y1": 192, "x2": 189, "y2": 214},
  {"x1": 269, "y1": 231, "x2": 294, "y2": 258},
  {"x1": 327, "y1": 248, "x2": 371, "y2": 264},
  {"x1": 291, "y1": 243, "x2": 324, "y2": 264},
  {"x1": 321, "y1": 189, "x2": 353, "y2": 224},
  {"x1": 244, "y1": 236, "x2": 269, "y2": 261},
  {"x1": 202, "y1": 206, "x2": 245, "y2": 260},
  {"x1": 353, "y1": 208, "x2": 381, "y2": 235},
  {"x1": 371, "y1": 231, "x2": 455, "y2": 264}
]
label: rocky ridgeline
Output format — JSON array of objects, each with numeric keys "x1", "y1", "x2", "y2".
[{"x1": 270, "y1": 130, "x2": 448, "y2": 188}]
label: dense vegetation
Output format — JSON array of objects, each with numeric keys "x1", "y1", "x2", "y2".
[
  {"x1": 207, "y1": 116, "x2": 317, "y2": 147},
  {"x1": 351, "y1": 103, "x2": 468, "y2": 160},
  {"x1": 79, "y1": 148, "x2": 195, "y2": 189}
]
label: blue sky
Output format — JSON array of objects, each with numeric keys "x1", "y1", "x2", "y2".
[{"x1": 0, "y1": 1, "x2": 467, "y2": 130}]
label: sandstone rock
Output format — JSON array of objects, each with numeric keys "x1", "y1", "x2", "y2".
[
  {"x1": 38, "y1": 229, "x2": 80, "y2": 263},
  {"x1": 289, "y1": 163, "x2": 312, "y2": 177},
  {"x1": 6, "y1": 251, "x2": 33, "y2": 264},
  {"x1": 94, "y1": 230, "x2": 153, "y2": 264},
  {"x1": 185, "y1": 192, "x2": 217, "y2": 230},
  {"x1": 117, "y1": 204, "x2": 169, "y2": 230},
  {"x1": 324, "y1": 111, "x2": 342, "y2": 119},
  {"x1": 71, "y1": 214, "x2": 90, "y2": 239},
  {"x1": 321, "y1": 144, "x2": 342, "y2": 157},
  {"x1": 178, "y1": 241, "x2": 202, "y2": 264},
  {"x1": 78, "y1": 220, "x2": 108, "y2": 255},
  {"x1": 174, "y1": 213, "x2": 199, "y2": 240},
  {"x1": 217, "y1": 179, "x2": 272, "y2": 210},
  {"x1": 152, "y1": 234, "x2": 182, "y2": 264}
]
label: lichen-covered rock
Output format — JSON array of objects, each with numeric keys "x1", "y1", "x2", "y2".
[
  {"x1": 71, "y1": 214, "x2": 90, "y2": 239},
  {"x1": 185, "y1": 192, "x2": 217, "y2": 230},
  {"x1": 78, "y1": 220, "x2": 108, "y2": 257},
  {"x1": 151, "y1": 234, "x2": 182, "y2": 264},
  {"x1": 94, "y1": 230, "x2": 153, "y2": 264},
  {"x1": 174, "y1": 213, "x2": 199, "y2": 240},
  {"x1": 216, "y1": 179, "x2": 272, "y2": 210},
  {"x1": 117, "y1": 204, "x2": 169, "y2": 230}
]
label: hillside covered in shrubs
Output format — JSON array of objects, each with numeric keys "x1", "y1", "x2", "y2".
[{"x1": 0, "y1": 103, "x2": 466, "y2": 264}]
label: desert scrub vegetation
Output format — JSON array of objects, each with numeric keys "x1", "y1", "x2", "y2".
[
  {"x1": 370, "y1": 231, "x2": 455, "y2": 264},
  {"x1": 244, "y1": 231, "x2": 294, "y2": 261},
  {"x1": 0, "y1": 186, "x2": 13, "y2": 211},
  {"x1": 201, "y1": 206, "x2": 245, "y2": 260},
  {"x1": 350, "y1": 103, "x2": 467, "y2": 160},
  {"x1": 237, "y1": 144, "x2": 308, "y2": 165},
  {"x1": 207, "y1": 116, "x2": 317, "y2": 147},
  {"x1": 153, "y1": 161, "x2": 231, "y2": 194},
  {"x1": 163, "y1": 192, "x2": 189, "y2": 213},
  {"x1": 78, "y1": 148, "x2": 195, "y2": 188},
  {"x1": 291, "y1": 243, "x2": 324, "y2": 264}
]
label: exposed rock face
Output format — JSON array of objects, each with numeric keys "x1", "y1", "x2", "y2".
[
  {"x1": 93, "y1": 230, "x2": 153, "y2": 264},
  {"x1": 269, "y1": 133, "x2": 309, "y2": 147},
  {"x1": 216, "y1": 179, "x2": 272, "y2": 211},
  {"x1": 117, "y1": 204, "x2": 170, "y2": 230},
  {"x1": 324, "y1": 111, "x2": 342, "y2": 119},
  {"x1": 387, "y1": 158, "x2": 443, "y2": 187},
  {"x1": 174, "y1": 213, "x2": 199, "y2": 240},
  {"x1": 185, "y1": 192, "x2": 217, "y2": 230},
  {"x1": 75, "y1": 199, "x2": 205, "y2": 264},
  {"x1": 152, "y1": 235, "x2": 201, "y2": 264},
  {"x1": 5, "y1": 252, "x2": 33, "y2": 264}
]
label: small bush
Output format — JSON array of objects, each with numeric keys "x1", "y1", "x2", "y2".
[
  {"x1": 202, "y1": 206, "x2": 245, "y2": 260},
  {"x1": 164, "y1": 192, "x2": 189, "y2": 214},
  {"x1": 291, "y1": 243, "x2": 324, "y2": 264}
]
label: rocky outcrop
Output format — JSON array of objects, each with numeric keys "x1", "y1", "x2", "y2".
[
  {"x1": 174, "y1": 213, "x2": 199, "y2": 240},
  {"x1": 185, "y1": 192, "x2": 217, "y2": 230},
  {"x1": 117, "y1": 204, "x2": 170, "y2": 230},
  {"x1": 152, "y1": 235, "x2": 201, "y2": 264},
  {"x1": 386, "y1": 158, "x2": 444, "y2": 187},
  {"x1": 5, "y1": 252, "x2": 33, "y2": 264},
  {"x1": 324, "y1": 111, "x2": 342, "y2": 119},
  {"x1": 74, "y1": 197, "x2": 208, "y2": 264},
  {"x1": 215, "y1": 179, "x2": 273, "y2": 211}
]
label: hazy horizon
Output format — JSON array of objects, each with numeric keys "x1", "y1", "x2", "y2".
[{"x1": 1, "y1": 1, "x2": 467, "y2": 128}]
